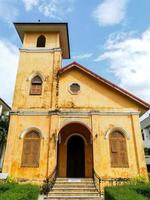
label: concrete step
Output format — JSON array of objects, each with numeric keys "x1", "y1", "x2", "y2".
[
  {"x1": 46, "y1": 178, "x2": 101, "y2": 200},
  {"x1": 54, "y1": 183, "x2": 95, "y2": 188},
  {"x1": 56, "y1": 178, "x2": 93, "y2": 182},
  {"x1": 52, "y1": 188, "x2": 97, "y2": 192},
  {"x1": 55, "y1": 181, "x2": 94, "y2": 184},
  {"x1": 44, "y1": 196, "x2": 100, "y2": 199},
  {"x1": 48, "y1": 192, "x2": 99, "y2": 197}
]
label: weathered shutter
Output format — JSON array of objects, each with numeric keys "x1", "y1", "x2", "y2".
[
  {"x1": 119, "y1": 140, "x2": 128, "y2": 167},
  {"x1": 30, "y1": 84, "x2": 42, "y2": 95},
  {"x1": 110, "y1": 131, "x2": 128, "y2": 168},
  {"x1": 111, "y1": 139, "x2": 118, "y2": 153},
  {"x1": 21, "y1": 132, "x2": 41, "y2": 167},
  {"x1": 21, "y1": 140, "x2": 32, "y2": 167},
  {"x1": 110, "y1": 139, "x2": 119, "y2": 167},
  {"x1": 31, "y1": 139, "x2": 40, "y2": 167},
  {"x1": 30, "y1": 76, "x2": 42, "y2": 95}
]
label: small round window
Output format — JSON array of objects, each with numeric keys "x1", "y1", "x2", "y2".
[{"x1": 69, "y1": 83, "x2": 80, "y2": 94}]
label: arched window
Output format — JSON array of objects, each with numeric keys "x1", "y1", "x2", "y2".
[
  {"x1": 21, "y1": 131, "x2": 41, "y2": 167},
  {"x1": 37, "y1": 35, "x2": 46, "y2": 47},
  {"x1": 109, "y1": 131, "x2": 128, "y2": 168},
  {"x1": 30, "y1": 75, "x2": 42, "y2": 95}
]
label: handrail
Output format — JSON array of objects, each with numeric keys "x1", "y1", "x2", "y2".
[
  {"x1": 93, "y1": 169, "x2": 101, "y2": 195},
  {"x1": 47, "y1": 165, "x2": 57, "y2": 182},
  {"x1": 93, "y1": 169, "x2": 129, "y2": 196},
  {"x1": 42, "y1": 165, "x2": 57, "y2": 196}
]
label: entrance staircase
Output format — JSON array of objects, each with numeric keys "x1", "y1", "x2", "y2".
[{"x1": 44, "y1": 178, "x2": 101, "y2": 200}]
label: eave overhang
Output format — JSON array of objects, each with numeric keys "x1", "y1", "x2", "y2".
[{"x1": 14, "y1": 22, "x2": 70, "y2": 59}]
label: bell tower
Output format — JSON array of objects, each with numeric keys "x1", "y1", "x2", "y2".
[{"x1": 13, "y1": 23, "x2": 70, "y2": 110}]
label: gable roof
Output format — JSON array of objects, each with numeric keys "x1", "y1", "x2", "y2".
[
  {"x1": 141, "y1": 115, "x2": 150, "y2": 129},
  {"x1": 59, "y1": 62, "x2": 150, "y2": 109}
]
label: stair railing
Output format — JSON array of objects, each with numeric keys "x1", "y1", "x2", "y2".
[
  {"x1": 93, "y1": 169, "x2": 101, "y2": 196},
  {"x1": 42, "y1": 165, "x2": 57, "y2": 196},
  {"x1": 93, "y1": 169, "x2": 129, "y2": 196}
]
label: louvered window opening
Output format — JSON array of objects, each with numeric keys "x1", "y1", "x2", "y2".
[
  {"x1": 30, "y1": 76, "x2": 42, "y2": 95},
  {"x1": 109, "y1": 131, "x2": 128, "y2": 168},
  {"x1": 21, "y1": 131, "x2": 41, "y2": 167}
]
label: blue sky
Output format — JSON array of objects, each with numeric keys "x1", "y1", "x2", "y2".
[{"x1": 0, "y1": 0, "x2": 150, "y2": 117}]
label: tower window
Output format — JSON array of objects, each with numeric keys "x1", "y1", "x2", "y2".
[
  {"x1": 37, "y1": 35, "x2": 46, "y2": 47},
  {"x1": 30, "y1": 75, "x2": 42, "y2": 95}
]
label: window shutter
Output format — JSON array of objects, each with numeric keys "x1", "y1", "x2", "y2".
[
  {"x1": 110, "y1": 139, "x2": 118, "y2": 153},
  {"x1": 109, "y1": 131, "x2": 128, "y2": 168},
  {"x1": 21, "y1": 132, "x2": 41, "y2": 167},
  {"x1": 110, "y1": 140, "x2": 119, "y2": 167},
  {"x1": 21, "y1": 140, "x2": 32, "y2": 167},
  {"x1": 119, "y1": 140, "x2": 128, "y2": 167},
  {"x1": 32, "y1": 139, "x2": 40, "y2": 167},
  {"x1": 30, "y1": 76, "x2": 42, "y2": 95},
  {"x1": 30, "y1": 84, "x2": 42, "y2": 95}
]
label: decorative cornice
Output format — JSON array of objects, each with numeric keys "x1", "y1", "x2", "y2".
[
  {"x1": 20, "y1": 47, "x2": 62, "y2": 53},
  {"x1": 10, "y1": 110, "x2": 140, "y2": 116}
]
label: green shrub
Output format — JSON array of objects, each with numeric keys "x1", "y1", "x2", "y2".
[
  {"x1": 0, "y1": 183, "x2": 40, "y2": 200},
  {"x1": 6, "y1": 175, "x2": 17, "y2": 183},
  {"x1": 148, "y1": 173, "x2": 150, "y2": 182},
  {"x1": 105, "y1": 183, "x2": 150, "y2": 200},
  {"x1": 130, "y1": 176, "x2": 147, "y2": 184}
]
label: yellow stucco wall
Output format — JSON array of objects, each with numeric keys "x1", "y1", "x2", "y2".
[
  {"x1": 3, "y1": 31, "x2": 148, "y2": 183},
  {"x1": 58, "y1": 68, "x2": 145, "y2": 112},
  {"x1": 23, "y1": 32, "x2": 60, "y2": 48}
]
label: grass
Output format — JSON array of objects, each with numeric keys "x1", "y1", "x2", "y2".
[
  {"x1": 105, "y1": 183, "x2": 150, "y2": 200},
  {"x1": 0, "y1": 182, "x2": 40, "y2": 200}
]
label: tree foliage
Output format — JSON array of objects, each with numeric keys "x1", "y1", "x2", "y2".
[{"x1": 0, "y1": 112, "x2": 9, "y2": 144}]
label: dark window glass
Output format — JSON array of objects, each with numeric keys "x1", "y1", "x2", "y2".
[{"x1": 37, "y1": 35, "x2": 46, "y2": 47}]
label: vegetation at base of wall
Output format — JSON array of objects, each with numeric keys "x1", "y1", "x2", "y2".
[
  {"x1": 105, "y1": 183, "x2": 150, "y2": 200},
  {"x1": 0, "y1": 182, "x2": 40, "y2": 200},
  {"x1": 129, "y1": 176, "x2": 148, "y2": 184},
  {"x1": 41, "y1": 178, "x2": 55, "y2": 195},
  {"x1": 148, "y1": 173, "x2": 150, "y2": 182}
]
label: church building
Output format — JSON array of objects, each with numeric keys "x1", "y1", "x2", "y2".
[{"x1": 3, "y1": 23, "x2": 150, "y2": 183}]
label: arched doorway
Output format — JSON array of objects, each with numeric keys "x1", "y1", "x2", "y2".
[
  {"x1": 57, "y1": 122, "x2": 93, "y2": 178},
  {"x1": 67, "y1": 135, "x2": 85, "y2": 177}
]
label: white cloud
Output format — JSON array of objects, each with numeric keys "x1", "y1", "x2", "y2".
[
  {"x1": 93, "y1": 0, "x2": 128, "y2": 26},
  {"x1": 22, "y1": 0, "x2": 39, "y2": 11},
  {"x1": 0, "y1": 39, "x2": 18, "y2": 105},
  {"x1": 95, "y1": 28, "x2": 150, "y2": 103},
  {"x1": 23, "y1": 0, "x2": 74, "y2": 19},
  {"x1": 0, "y1": 1, "x2": 18, "y2": 22},
  {"x1": 72, "y1": 53, "x2": 93, "y2": 60}
]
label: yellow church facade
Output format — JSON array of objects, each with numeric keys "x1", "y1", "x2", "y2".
[{"x1": 3, "y1": 23, "x2": 150, "y2": 183}]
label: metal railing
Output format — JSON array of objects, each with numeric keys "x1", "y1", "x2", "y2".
[
  {"x1": 93, "y1": 169, "x2": 129, "y2": 195},
  {"x1": 42, "y1": 166, "x2": 57, "y2": 195}
]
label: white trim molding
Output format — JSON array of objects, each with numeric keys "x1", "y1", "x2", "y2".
[
  {"x1": 64, "y1": 133, "x2": 88, "y2": 145},
  {"x1": 10, "y1": 110, "x2": 140, "y2": 116},
  {"x1": 20, "y1": 47, "x2": 62, "y2": 53},
  {"x1": 105, "y1": 127, "x2": 130, "y2": 140},
  {"x1": 19, "y1": 127, "x2": 44, "y2": 139},
  {"x1": 27, "y1": 71, "x2": 46, "y2": 82}
]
